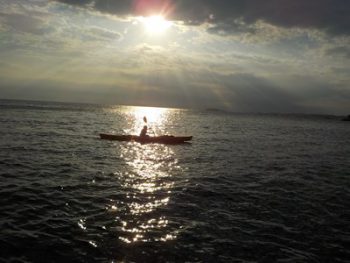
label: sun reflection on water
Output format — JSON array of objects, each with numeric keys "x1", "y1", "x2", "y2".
[
  {"x1": 119, "y1": 106, "x2": 171, "y2": 135},
  {"x1": 106, "y1": 106, "x2": 182, "y2": 243},
  {"x1": 130, "y1": 106, "x2": 168, "y2": 123}
]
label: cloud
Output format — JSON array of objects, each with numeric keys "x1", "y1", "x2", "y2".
[
  {"x1": 84, "y1": 26, "x2": 122, "y2": 41},
  {"x1": 325, "y1": 46, "x2": 350, "y2": 59},
  {"x1": 0, "y1": 12, "x2": 48, "y2": 34},
  {"x1": 331, "y1": 67, "x2": 350, "y2": 75},
  {"x1": 1, "y1": 55, "x2": 349, "y2": 114},
  {"x1": 203, "y1": 72, "x2": 303, "y2": 113},
  {"x1": 207, "y1": 18, "x2": 257, "y2": 36},
  {"x1": 54, "y1": 0, "x2": 350, "y2": 36},
  {"x1": 0, "y1": 0, "x2": 348, "y2": 115}
]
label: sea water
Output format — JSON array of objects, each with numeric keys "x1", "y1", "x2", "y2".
[{"x1": 0, "y1": 99, "x2": 349, "y2": 262}]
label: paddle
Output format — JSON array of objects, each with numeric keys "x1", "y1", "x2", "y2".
[{"x1": 142, "y1": 116, "x2": 155, "y2": 136}]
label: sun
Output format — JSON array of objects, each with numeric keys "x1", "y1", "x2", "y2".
[{"x1": 141, "y1": 15, "x2": 172, "y2": 34}]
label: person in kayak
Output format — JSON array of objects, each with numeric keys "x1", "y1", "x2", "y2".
[
  {"x1": 140, "y1": 116, "x2": 149, "y2": 137},
  {"x1": 140, "y1": 125, "x2": 148, "y2": 137}
]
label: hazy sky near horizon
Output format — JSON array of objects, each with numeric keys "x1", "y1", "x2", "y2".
[{"x1": 0, "y1": 0, "x2": 349, "y2": 114}]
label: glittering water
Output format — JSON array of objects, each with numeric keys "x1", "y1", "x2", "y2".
[{"x1": 0, "y1": 99, "x2": 349, "y2": 262}]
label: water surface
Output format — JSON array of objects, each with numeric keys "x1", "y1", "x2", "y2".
[{"x1": 0, "y1": 100, "x2": 349, "y2": 262}]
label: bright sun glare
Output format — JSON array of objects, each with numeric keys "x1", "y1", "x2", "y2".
[
  {"x1": 142, "y1": 15, "x2": 172, "y2": 34},
  {"x1": 132, "y1": 106, "x2": 168, "y2": 123},
  {"x1": 128, "y1": 106, "x2": 169, "y2": 135}
]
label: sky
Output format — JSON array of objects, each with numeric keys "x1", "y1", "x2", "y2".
[{"x1": 0, "y1": 0, "x2": 349, "y2": 114}]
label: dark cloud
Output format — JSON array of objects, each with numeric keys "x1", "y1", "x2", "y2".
[
  {"x1": 55, "y1": 0, "x2": 350, "y2": 35},
  {"x1": 207, "y1": 18, "x2": 257, "y2": 36}
]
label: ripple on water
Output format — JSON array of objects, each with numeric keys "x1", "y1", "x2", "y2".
[{"x1": 1, "y1": 102, "x2": 350, "y2": 262}]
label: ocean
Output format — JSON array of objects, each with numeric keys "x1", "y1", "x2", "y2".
[{"x1": 0, "y1": 99, "x2": 349, "y2": 262}]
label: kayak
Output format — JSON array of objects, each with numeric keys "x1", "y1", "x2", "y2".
[
  {"x1": 99, "y1": 134, "x2": 192, "y2": 144},
  {"x1": 342, "y1": 115, "x2": 350, "y2": 121}
]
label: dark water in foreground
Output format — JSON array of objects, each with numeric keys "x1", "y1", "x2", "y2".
[{"x1": 0, "y1": 99, "x2": 349, "y2": 262}]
